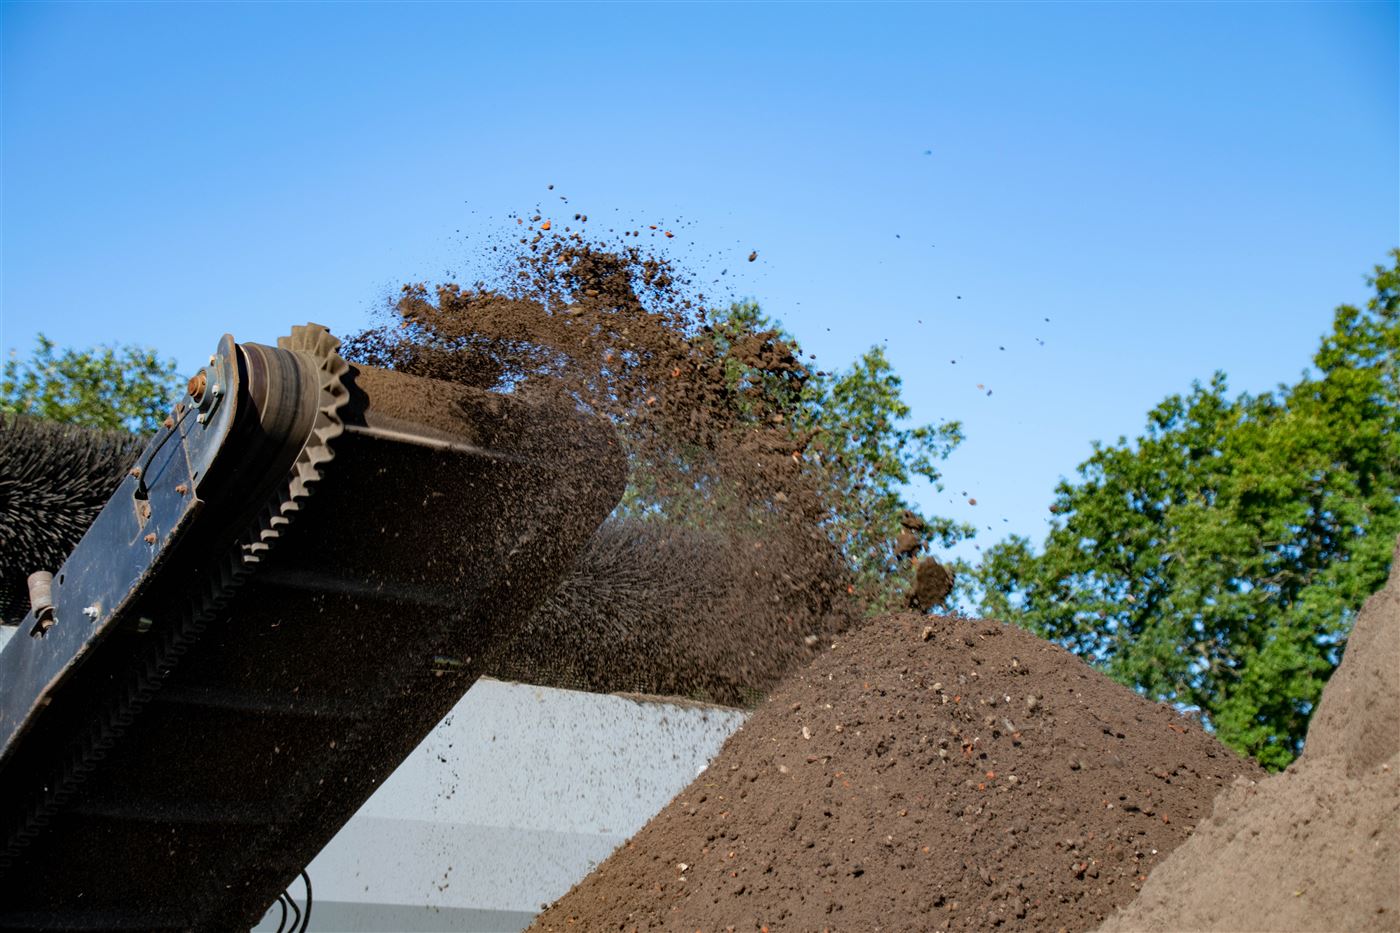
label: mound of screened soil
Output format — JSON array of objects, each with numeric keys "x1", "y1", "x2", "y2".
[
  {"x1": 1098, "y1": 537, "x2": 1400, "y2": 933},
  {"x1": 531, "y1": 613, "x2": 1260, "y2": 932}
]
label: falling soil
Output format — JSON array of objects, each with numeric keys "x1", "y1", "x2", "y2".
[
  {"x1": 531, "y1": 612, "x2": 1261, "y2": 932},
  {"x1": 908, "y1": 556, "x2": 955, "y2": 612},
  {"x1": 1097, "y1": 535, "x2": 1400, "y2": 933},
  {"x1": 342, "y1": 234, "x2": 879, "y2": 703}
]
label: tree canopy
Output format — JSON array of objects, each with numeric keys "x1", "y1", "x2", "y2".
[
  {"x1": 973, "y1": 252, "x2": 1400, "y2": 769},
  {"x1": 1, "y1": 335, "x2": 180, "y2": 433}
]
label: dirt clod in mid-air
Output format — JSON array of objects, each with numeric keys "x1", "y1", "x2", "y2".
[
  {"x1": 531, "y1": 613, "x2": 1260, "y2": 932},
  {"x1": 907, "y1": 556, "x2": 955, "y2": 612}
]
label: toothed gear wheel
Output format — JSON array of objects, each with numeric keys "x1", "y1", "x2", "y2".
[{"x1": 237, "y1": 324, "x2": 352, "y2": 567}]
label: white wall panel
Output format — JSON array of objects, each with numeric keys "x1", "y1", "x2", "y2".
[{"x1": 254, "y1": 678, "x2": 746, "y2": 932}]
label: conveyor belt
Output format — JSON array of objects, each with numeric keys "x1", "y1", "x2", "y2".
[{"x1": 0, "y1": 325, "x2": 624, "y2": 930}]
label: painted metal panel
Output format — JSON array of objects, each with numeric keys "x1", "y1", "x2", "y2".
[{"x1": 254, "y1": 678, "x2": 745, "y2": 932}]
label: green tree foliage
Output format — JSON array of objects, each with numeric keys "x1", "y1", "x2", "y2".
[
  {"x1": 712, "y1": 301, "x2": 973, "y2": 610},
  {"x1": 1, "y1": 335, "x2": 180, "y2": 433},
  {"x1": 974, "y1": 252, "x2": 1400, "y2": 769}
]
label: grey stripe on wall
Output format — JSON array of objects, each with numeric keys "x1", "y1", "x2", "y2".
[{"x1": 255, "y1": 900, "x2": 538, "y2": 933}]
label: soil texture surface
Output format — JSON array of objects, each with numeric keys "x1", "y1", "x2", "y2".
[
  {"x1": 1098, "y1": 536, "x2": 1400, "y2": 933},
  {"x1": 531, "y1": 613, "x2": 1260, "y2": 932}
]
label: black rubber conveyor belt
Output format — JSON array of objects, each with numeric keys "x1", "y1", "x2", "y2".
[{"x1": 0, "y1": 325, "x2": 625, "y2": 931}]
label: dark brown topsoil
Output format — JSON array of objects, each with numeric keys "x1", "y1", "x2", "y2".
[{"x1": 532, "y1": 613, "x2": 1261, "y2": 933}]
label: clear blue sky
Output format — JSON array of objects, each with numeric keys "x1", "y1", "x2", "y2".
[{"x1": 4, "y1": 1, "x2": 1396, "y2": 566}]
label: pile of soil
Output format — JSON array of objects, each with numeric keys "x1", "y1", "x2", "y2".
[
  {"x1": 1097, "y1": 536, "x2": 1400, "y2": 933},
  {"x1": 531, "y1": 612, "x2": 1260, "y2": 932}
]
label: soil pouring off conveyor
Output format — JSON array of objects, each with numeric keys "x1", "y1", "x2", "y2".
[{"x1": 0, "y1": 325, "x2": 626, "y2": 931}]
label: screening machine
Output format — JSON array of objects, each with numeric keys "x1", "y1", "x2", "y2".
[{"x1": 0, "y1": 325, "x2": 625, "y2": 930}]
